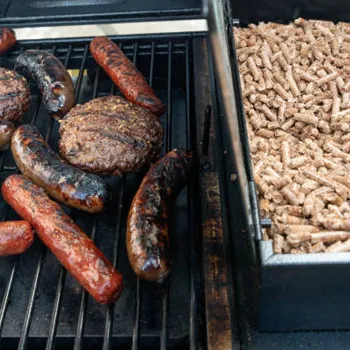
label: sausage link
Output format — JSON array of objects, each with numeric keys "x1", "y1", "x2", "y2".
[
  {"x1": 11, "y1": 125, "x2": 108, "y2": 213},
  {"x1": 0, "y1": 121, "x2": 15, "y2": 150},
  {"x1": 90, "y1": 36, "x2": 165, "y2": 116},
  {"x1": 0, "y1": 28, "x2": 16, "y2": 55},
  {"x1": 0, "y1": 221, "x2": 33, "y2": 256},
  {"x1": 127, "y1": 149, "x2": 193, "y2": 282},
  {"x1": 16, "y1": 50, "x2": 75, "y2": 119},
  {"x1": 2, "y1": 174, "x2": 123, "y2": 304}
]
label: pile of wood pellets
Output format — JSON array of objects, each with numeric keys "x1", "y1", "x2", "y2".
[{"x1": 234, "y1": 18, "x2": 350, "y2": 254}]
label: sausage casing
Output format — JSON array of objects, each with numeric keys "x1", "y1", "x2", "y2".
[
  {"x1": 127, "y1": 149, "x2": 193, "y2": 282},
  {"x1": 0, "y1": 221, "x2": 33, "y2": 256},
  {"x1": 0, "y1": 121, "x2": 15, "y2": 150},
  {"x1": 2, "y1": 174, "x2": 123, "y2": 304},
  {"x1": 0, "y1": 28, "x2": 16, "y2": 55},
  {"x1": 12, "y1": 125, "x2": 108, "y2": 213},
  {"x1": 90, "y1": 36, "x2": 165, "y2": 116},
  {"x1": 16, "y1": 50, "x2": 75, "y2": 119}
]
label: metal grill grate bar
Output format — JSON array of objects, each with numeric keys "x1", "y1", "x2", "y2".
[
  {"x1": 74, "y1": 44, "x2": 89, "y2": 101},
  {"x1": 131, "y1": 42, "x2": 141, "y2": 350},
  {"x1": 73, "y1": 65, "x2": 101, "y2": 350},
  {"x1": 18, "y1": 245, "x2": 46, "y2": 350},
  {"x1": 0, "y1": 46, "x2": 45, "y2": 343},
  {"x1": 186, "y1": 39, "x2": 199, "y2": 350},
  {"x1": 102, "y1": 176, "x2": 124, "y2": 350},
  {"x1": 0, "y1": 254, "x2": 17, "y2": 335},
  {"x1": 45, "y1": 268, "x2": 66, "y2": 350},
  {"x1": 73, "y1": 221, "x2": 98, "y2": 350},
  {"x1": 45, "y1": 44, "x2": 87, "y2": 350},
  {"x1": 165, "y1": 42, "x2": 173, "y2": 153},
  {"x1": 159, "y1": 40, "x2": 174, "y2": 350},
  {"x1": 17, "y1": 45, "x2": 74, "y2": 350}
]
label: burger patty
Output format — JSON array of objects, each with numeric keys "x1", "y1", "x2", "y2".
[
  {"x1": 59, "y1": 95, "x2": 163, "y2": 175},
  {"x1": 0, "y1": 68, "x2": 30, "y2": 123}
]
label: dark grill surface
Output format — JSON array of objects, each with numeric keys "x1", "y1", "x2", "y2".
[{"x1": 0, "y1": 37, "x2": 201, "y2": 349}]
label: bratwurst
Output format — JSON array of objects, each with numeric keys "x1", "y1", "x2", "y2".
[
  {"x1": 90, "y1": 37, "x2": 165, "y2": 116},
  {"x1": 16, "y1": 50, "x2": 75, "y2": 119},
  {"x1": 0, "y1": 221, "x2": 33, "y2": 256},
  {"x1": 127, "y1": 149, "x2": 193, "y2": 282},
  {"x1": 12, "y1": 125, "x2": 108, "y2": 213},
  {"x1": 2, "y1": 175, "x2": 123, "y2": 304}
]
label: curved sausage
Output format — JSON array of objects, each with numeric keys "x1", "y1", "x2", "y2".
[
  {"x1": 2, "y1": 174, "x2": 123, "y2": 304},
  {"x1": 15, "y1": 50, "x2": 75, "y2": 119},
  {"x1": 0, "y1": 121, "x2": 15, "y2": 150},
  {"x1": 90, "y1": 36, "x2": 165, "y2": 116},
  {"x1": 11, "y1": 125, "x2": 108, "y2": 213},
  {"x1": 0, "y1": 221, "x2": 33, "y2": 256},
  {"x1": 0, "y1": 28, "x2": 16, "y2": 55},
  {"x1": 127, "y1": 149, "x2": 193, "y2": 282}
]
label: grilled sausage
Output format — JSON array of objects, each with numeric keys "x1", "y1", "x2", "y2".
[
  {"x1": 0, "y1": 121, "x2": 15, "y2": 150},
  {"x1": 90, "y1": 36, "x2": 165, "y2": 116},
  {"x1": 12, "y1": 125, "x2": 108, "y2": 213},
  {"x1": 16, "y1": 50, "x2": 75, "y2": 119},
  {"x1": 2, "y1": 174, "x2": 123, "y2": 304},
  {"x1": 0, "y1": 221, "x2": 33, "y2": 256},
  {"x1": 0, "y1": 28, "x2": 16, "y2": 55},
  {"x1": 127, "y1": 149, "x2": 193, "y2": 282}
]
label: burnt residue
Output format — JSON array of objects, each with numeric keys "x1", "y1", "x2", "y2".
[
  {"x1": 16, "y1": 50, "x2": 75, "y2": 119},
  {"x1": 201, "y1": 172, "x2": 234, "y2": 350},
  {"x1": 12, "y1": 125, "x2": 108, "y2": 213},
  {"x1": 127, "y1": 149, "x2": 193, "y2": 282}
]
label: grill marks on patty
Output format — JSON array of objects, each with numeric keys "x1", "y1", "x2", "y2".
[
  {"x1": 0, "y1": 68, "x2": 30, "y2": 123},
  {"x1": 59, "y1": 95, "x2": 163, "y2": 175}
]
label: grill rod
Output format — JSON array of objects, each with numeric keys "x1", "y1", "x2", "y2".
[{"x1": 206, "y1": 0, "x2": 256, "y2": 245}]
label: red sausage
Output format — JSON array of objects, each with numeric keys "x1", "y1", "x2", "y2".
[
  {"x1": 0, "y1": 221, "x2": 33, "y2": 256},
  {"x1": 2, "y1": 174, "x2": 123, "y2": 304},
  {"x1": 90, "y1": 36, "x2": 165, "y2": 116},
  {"x1": 0, "y1": 28, "x2": 16, "y2": 55}
]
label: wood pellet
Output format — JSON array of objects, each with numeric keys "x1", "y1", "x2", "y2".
[{"x1": 234, "y1": 18, "x2": 350, "y2": 254}]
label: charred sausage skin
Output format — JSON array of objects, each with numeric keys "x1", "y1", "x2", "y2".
[
  {"x1": 0, "y1": 28, "x2": 16, "y2": 55},
  {"x1": 12, "y1": 125, "x2": 108, "y2": 213},
  {"x1": 0, "y1": 121, "x2": 15, "y2": 150},
  {"x1": 127, "y1": 149, "x2": 193, "y2": 282},
  {"x1": 0, "y1": 221, "x2": 33, "y2": 256},
  {"x1": 90, "y1": 37, "x2": 165, "y2": 116},
  {"x1": 16, "y1": 50, "x2": 75, "y2": 119},
  {"x1": 2, "y1": 175, "x2": 123, "y2": 304}
]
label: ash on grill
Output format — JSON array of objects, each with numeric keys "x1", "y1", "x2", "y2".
[{"x1": 234, "y1": 18, "x2": 350, "y2": 254}]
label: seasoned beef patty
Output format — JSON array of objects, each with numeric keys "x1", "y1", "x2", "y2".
[
  {"x1": 0, "y1": 68, "x2": 30, "y2": 123},
  {"x1": 59, "y1": 95, "x2": 163, "y2": 175}
]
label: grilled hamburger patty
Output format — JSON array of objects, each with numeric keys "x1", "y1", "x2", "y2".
[
  {"x1": 59, "y1": 95, "x2": 163, "y2": 175},
  {"x1": 0, "y1": 68, "x2": 30, "y2": 123}
]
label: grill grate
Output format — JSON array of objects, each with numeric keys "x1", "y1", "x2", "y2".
[{"x1": 0, "y1": 37, "x2": 201, "y2": 349}]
